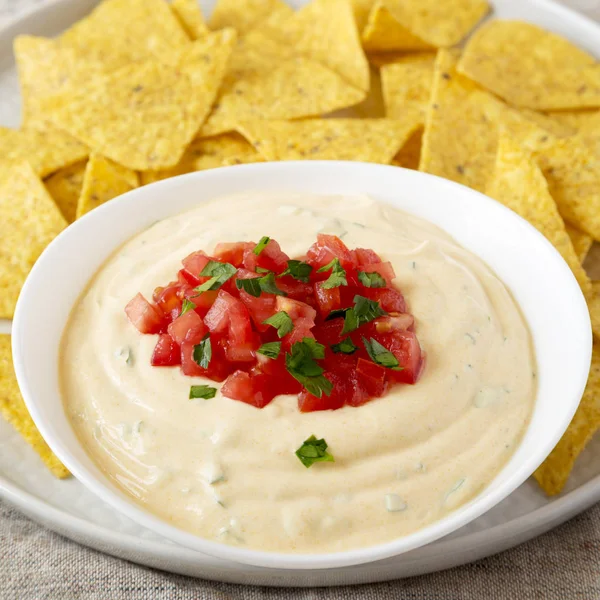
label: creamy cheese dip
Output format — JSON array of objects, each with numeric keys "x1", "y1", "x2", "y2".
[{"x1": 61, "y1": 193, "x2": 535, "y2": 553}]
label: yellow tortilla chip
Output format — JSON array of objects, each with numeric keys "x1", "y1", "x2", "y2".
[
  {"x1": 0, "y1": 126, "x2": 88, "y2": 178},
  {"x1": 77, "y1": 154, "x2": 138, "y2": 219},
  {"x1": 140, "y1": 133, "x2": 264, "y2": 185},
  {"x1": 516, "y1": 109, "x2": 576, "y2": 138},
  {"x1": 60, "y1": 0, "x2": 190, "y2": 70},
  {"x1": 0, "y1": 335, "x2": 70, "y2": 479},
  {"x1": 419, "y1": 49, "x2": 497, "y2": 193},
  {"x1": 0, "y1": 162, "x2": 67, "y2": 318},
  {"x1": 566, "y1": 225, "x2": 593, "y2": 264},
  {"x1": 381, "y1": 55, "x2": 435, "y2": 117},
  {"x1": 392, "y1": 127, "x2": 423, "y2": 170},
  {"x1": 209, "y1": 0, "x2": 291, "y2": 35},
  {"x1": 458, "y1": 20, "x2": 600, "y2": 110},
  {"x1": 486, "y1": 134, "x2": 591, "y2": 297},
  {"x1": 534, "y1": 342, "x2": 600, "y2": 495},
  {"x1": 548, "y1": 182, "x2": 600, "y2": 242},
  {"x1": 42, "y1": 31, "x2": 236, "y2": 170},
  {"x1": 200, "y1": 58, "x2": 365, "y2": 137},
  {"x1": 548, "y1": 110, "x2": 600, "y2": 134},
  {"x1": 352, "y1": 0, "x2": 374, "y2": 32},
  {"x1": 266, "y1": 0, "x2": 369, "y2": 92},
  {"x1": 589, "y1": 281, "x2": 600, "y2": 342},
  {"x1": 44, "y1": 160, "x2": 88, "y2": 223},
  {"x1": 236, "y1": 117, "x2": 421, "y2": 163},
  {"x1": 362, "y1": 1, "x2": 433, "y2": 52},
  {"x1": 170, "y1": 0, "x2": 207, "y2": 40}
]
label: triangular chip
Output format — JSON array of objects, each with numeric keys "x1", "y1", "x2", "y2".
[
  {"x1": 45, "y1": 160, "x2": 88, "y2": 223},
  {"x1": 200, "y1": 58, "x2": 365, "y2": 137},
  {"x1": 458, "y1": 20, "x2": 600, "y2": 110},
  {"x1": 266, "y1": 0, "x2": 369, "y2": 92},
  {"x1": 140, "y1": 133, "x2": 264, "y2": 185},
  {"x1": 0, "y1": 162, "x2": 67, "y2": 318},
  {"x1": 486, "y1": 134, "x2": 591, "y2": 297},
  {"x1": 352, "y1": 0, "x2": 375, "y2": 32},
  {"x1": 534, "y1": 342, "x2": 600, "y2": 495},
  {"x1": 236, "y1": 117, "x2": 420, "y2": 163},
  {"x1": 381, "y1": 54, "x2": 435, "y2": 117},
  {"x1": 60, "y1": 0, "x2": 190, "y2": 70},
  {"x1": 41, "y1": 32, "x2": 236, "y2": 170},
  {"x1": 170, "y1": 0, "x2": 208, "y2": 40},
  {"x1": 209, "y1": 0, "x2": 292, "y2": 35},
  {"x1": 566, "y1": 224, "x2": 593, "y2": 264},
  {"x1": 0, "y1": 335, "x2": 70, "y2": 478},
  {"x1": 392, "y1": 127, "x2": 423, "y2": 170},
  {"x1": 77, "y1": 154, "x2": 138, "y2": 219},
  {"x1": 548, "y1": 110, "x2": 600, "y2": 134},
  {"x1": 0, "y1": 125, "x2": 88, "y2": 178}
]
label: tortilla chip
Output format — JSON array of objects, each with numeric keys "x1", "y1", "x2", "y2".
[
  {"x1": 236, "y1": 117, "x2": 421, "y2": 163},
  {"x1": 548, "y1": 110, "x2": 600, "y2": 134},
  {"x1": 60, "y1": 0, "x2": 190, "y2": 70},
  {"x1": 140, "y1": 133, "x2": 263, "y2": 185},
  {"x1": 44, "y1": 160, "x2": 88, "y2": 223},
  {"x1": 566, "y1": 225, "x2": 593, "y2": 264},
  {"x1": 362, "y1": 1, "x2": 433, "y2": 52},
  {"x1": 266, "y1": 0, "x2": 369, "y2": 92},
  {"x1": 419, "y1": 49, "x2": 497, "y2": 192},
  {"x1": 486, "y1": 134, "x2": 591, "y2": 297},
  {"x1": 352, "y1": 0, "x2": 374, "y2": 32},
  {"x1": 392, "y1": 127, "x2": 423, "y2": 170},
  {"x1": 458, "y1": 20, "x2": 600, "y2": 110},
  {"x1": 200, "y1": 58, "x2": 365, "y2": 137},
  {"x1": 0, "y1": 335, "x2": 70, "y2": 479},
  {"x1": 77, "y1": 154, "x2": 138, "y2": 218},
  {"x1": 548, "y1": 182, "x2": 600, "y2": 242},
  {"x1": 517, "y1": 109, "x2": 576, "y2": 138},
  {"x1": 381, "y1": 54, "x2": 435, "y2": 117},
  {"x1": 170, "y1": 0, "x2": 207, "y2": 40},
  {"x1": 42, "y1": 31, "x2": 236, "y2": 170},
  {"x1": 209, "y1": 0, "x2": 291, "y2": 35},
  {"x1": 589, "y1": 282, "x2": 600, "y2": 342},
  {"x1": 0, "y1": 126, "x2": 88, "y2": 178},
  {"x1": 534, "y1": 342, "x2": 600, "y2": 495},
  {"x1": 350, "y1": 68, "x2": 386, "y2": 119},
  {"x1": 0, "y1": 162, "x2": 67, "y2": 318}
]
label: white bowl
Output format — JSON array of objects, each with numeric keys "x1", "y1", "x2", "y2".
[{"x1": 12, "y1": 161, "x2": 592, "y2": 570}]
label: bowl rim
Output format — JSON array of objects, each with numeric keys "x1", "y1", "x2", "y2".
[{"x1": 12, "y1": 160, "x2": 592, "y2": 570}]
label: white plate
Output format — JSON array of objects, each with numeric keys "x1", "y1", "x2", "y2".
[{"x1": 1, "y1": 0, "x2": 599, "y2": 586}]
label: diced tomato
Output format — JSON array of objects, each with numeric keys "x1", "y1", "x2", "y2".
[
  {"x1": 153, "y1": 283, "x2": 182, "y2": 315},
  {"x1": 125, "y1": 293, "x2": 164, "y2": 334},
  {"x1": 205, "y1": 290, "x2": 255, "y2": 354},
  {"x1": 313, "y1": 319, "x2": 344, "y2": 347},
  {"x1": 204, "y1": 289, "x2": 233, "y2": 333},
  {"x1": 355, "y1": 358, "x2": 387, "y2": 398},
  {"x1": 257, "y1": 356, "x2": 303, "y2": 396},
  {"x1": 351, "y1": 248, "x2": 382, "y2": 266},
  {"x1": 282, "y1": 317, "x2": 315, "y2": 350},
  {"x1": 214, "y1": 242, "x2": 254, "y2": 267},
  {"x1": 277, "y1": 276, "x2": 314, "y2": 301},
  {"x1": 243, "y1": 239, "x2": 290, "y2": 273},
  {"x1": 314, "y1": 282, "x2": 341, "y2": 318},
  {"x1": 375, "y1": 331, "x2": 424, "y2": 384},
  {"x1": 372, "y1": 314, "x2": 414, "y2": 334},
  {"x1": 306, "y1": 234, "x2": 352, "y2": 269},
  {"x1": 298, "y1": 370, "x2": 347, "y2": 412},
  {"x1": 167, "y1": 310, "x2": 207, "y2": 345},
  {"x1": 363, "y1": 287, "x2": 407, "y2": 313},
  {"x1": 182, "y1": 250, "x2": 211, "y2": 279},
  {"x1": 360, "y1": 261, "x2": 396, "y2": 286},
  {"x1": 221, "y1": 370, "x2": 275, "y2": 408},
  {"x1": 180, "y1": 336, "x2": 232, "y2": 382},
  {"x1": 239, "y1": 289, "x2": 276, "y2": 331},
  {"x1": 151, "y1": 334, "x2": 180, "y2": 366},
  {"x1": 178, "y1": 268, "x2": 200, "y2": 287},
  {"x1": 275, "y1": 296, "x2": 317, "y2": 324}
]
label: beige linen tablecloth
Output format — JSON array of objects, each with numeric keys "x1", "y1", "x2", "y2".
[{"x1": 2, "y1": 1, "x2": 600, "y2": 598}]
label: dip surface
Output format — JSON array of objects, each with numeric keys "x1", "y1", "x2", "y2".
[{"x1": 61, "y1": 193, "x2": 535, "y2": 553}]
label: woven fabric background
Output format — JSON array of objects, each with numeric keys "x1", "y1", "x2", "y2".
[{"x1": 1, "y1": 0, "x2": 600, "y2": 598}]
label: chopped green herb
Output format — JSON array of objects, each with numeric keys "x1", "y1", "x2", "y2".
[
  {"x1": 180, "y1": 298, "x2": 196, "y2": 316},
  {"x1": 192, "y1": 333, "x2": 212, "y2": 369},
  {"x1": 285, "y1": 339, "x2": 332, "y2": 398},
  {"x1": 236, "y1": 272, "x2": 286, "y2": 297},
  {"x1": 358, "y1": 271, "x2": 386, "y2": 288},
  {"x1": 253, "y1": 236, "x2": 270, "y2": 255},
  {"x1": 341, "y1": 295, "x2": 387, "y2": 334},
  {"x1": 189, "y1": 385, "x2": 217, "y2": 400},
  {"x1": 195, "y1": 261, "x2": 236, "y2": 293},
  {"x1": 263, "y1": 311, "x2": 294, "y2": 338},
  {"x1": 279, "y1": 259, "x2": 313, "y2": 283},
  {"x1": 257, "y1": 341, "x2": 282, "y2": 359},
  {"x1": 331, "y1": 336, "x2": 358, "y2": 354},
  {"x1": 295, "y1": 435, "x2": 335, "y2": 468},
  {"x1": 325, "y1": 307, "x2": 351, "y2": 321},
  {"x1": 258, "y1": 272, "x2": 286, "y2": 296},
  {"x1": 255, "y1": 266, "x2": 271, "y2": 274},
  {"x1": 362, "y1": 336, "x2": 402, "y2": 370},
  {"x1": 317, "y1": 258, "x2": 348, "y2": 289}
]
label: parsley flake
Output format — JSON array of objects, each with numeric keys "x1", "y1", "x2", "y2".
[
  {"x1": 342, "y1": 295, "x2": 387, "y2": 334},
  {"x1": 257, "y1": 341, "x2": 282, "y2": 359},
  {"x1": 195, "y1": 261, "x2": 236, "y2": 293},
  {"x1": 253, "y1": 236, "x2": 270, "y2": 255},
  {"x1": 263, "y1": 311, "x2": 294, "y2": 338},
  {"x1": 285, "y1": 339, "x2": 332, "y2": 398},
  {"x1": 295, "y1": 435, "x2": 335, "y2": 468},
  {"x1": 331, "y1": 337, "x2": 358, "y2": 354},
  {"x1": 279, "y1": 260, "x2": 313, "y2": 283},
  {"x1": 192, "y1": 333, "x2": 212, "y2": 369},
  {"x1": 317, "y1": 258, "x2": 347, "y2": 289},
  {"x1": 189, "y1": 385, "x2": 217, "y2": 400},
  {"x1": 236, "y1": 272, "x2": 287, "y2": 297},
  {"x1": 362, "y1": 336, "x2": 402, "y2": 370},
  {"x1": 179, "y1": 298, "x2": 196, "y2": 316},
  {"x1": 358, "y1": 270, "x2": 386, "y2": 288}
]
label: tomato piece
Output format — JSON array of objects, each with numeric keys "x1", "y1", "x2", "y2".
[
  {"x1": 151, "y1": 334, "x2": 180, "y2": 366},
  {"x1": 282, "y1": 317, "x2": 316, "y2": 350},
  {"x1": 180, "y1": 336, "x2": 232, "y2": 381},
  {"x1": 205, "y1": 290, "x2": 254, "y2": 352},
  {"x1": 167, "y1": 310, "x2": 207, "y2": 345},
  {"x1": 362, "y1": 287, "x2": 407, "y2": 314},
  {"x1": 204, "y1": 289, "x2": 233, "y2": 333},
  {"x1": 313, "y1": 319, "x2": 344, "y2": 347},
  {"x1": 221, "y1": 370, "x2": 275, "y2": 408},
  {"x1": 178, "y1": 268, "x2": 200, "y2": 287},
  {"x1": 214, "y1": 242, "x2": 254, "y2": 267},
  {"x1": 355, "y1": 358, "x2": 387, "y2": 398},
  {"x1": 360, "y1": 261, "x2": 396, "y2": 286},
  {"x1": 306, "y1": 234, "x2": 352, "y2": 269},
  {"x1": 314, "y1": 282, "x2": 341, "y2": 318},
  {"x1": 243, "y1": 239, "x2": 290, "y2": 274},
  {"x1": 351, "y1": 248, "x2": 382, "y2": 266},
  {"x1": 184, "y1": 289, "x2": 218, "y2": 317},
  {"x1": 298, "y1": 370, "x2": 349, "y2": 412},
  {"x1": 152, "y1": 283, "x2": 182, "y2": 315},
  {"x1": 375, "y1": 331, "x2": 423, "y2": 384},
  {"x1": 372, "y1": 314, "x2": 414, "y2": 334},
  {"x1": 277, "y1": 276, "x2": 314, "y2": 301},
  {"x1": 125, "y1": 293, "x2": 164, "y2": 334},
  {"x1": 182, "y1": 251, "x2": 211, "y2": 279},
  {"x1": 275, "y1": 296, "x2": 317, "y2": 324},
  {"x1": 239, "y1": 289, "x2": 276, "y2": 331}
]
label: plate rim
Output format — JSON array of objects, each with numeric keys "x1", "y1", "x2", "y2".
[{"x1": 1, "y1": 0, "x2": 600, "y2": 586}]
